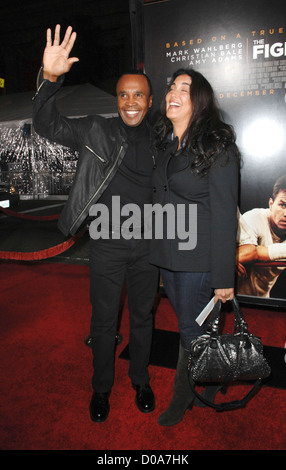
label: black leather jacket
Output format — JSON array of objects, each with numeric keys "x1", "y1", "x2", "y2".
[{"x1": 32, "y1": 76, "x2": 153, "y2": 236}]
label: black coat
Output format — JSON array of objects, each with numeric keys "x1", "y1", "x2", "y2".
[{"x1": 149, "y1": 138, "x2": 239, "y2": 289}]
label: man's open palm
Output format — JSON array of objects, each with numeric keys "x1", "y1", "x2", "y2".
[{"x1": 43, "y1": 24, "x2": 79, "y2": 81}]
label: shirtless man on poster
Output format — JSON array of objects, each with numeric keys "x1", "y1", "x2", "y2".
[{"x1": 237, "y1": 175, "x2": 286, "y2": 298}]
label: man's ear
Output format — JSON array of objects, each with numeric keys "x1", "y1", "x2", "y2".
[{"x1": 149, "y1": 95, "x2": 153, "y2": 108}]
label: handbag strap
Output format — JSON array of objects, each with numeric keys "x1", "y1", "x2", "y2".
[
  {"x1": 188, "y1": 376, "x2": 262, "y2": 412},
  {"x1": 206, "y1": 297, "x2": 250, "y2": 337},
  {"x1": 232, "y1": 296, "x2": 250, "y2": 335}
]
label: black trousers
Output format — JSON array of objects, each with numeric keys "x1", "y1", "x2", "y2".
[{"x1": 89, "y1": 236, "x2": 159, "y2": 392}]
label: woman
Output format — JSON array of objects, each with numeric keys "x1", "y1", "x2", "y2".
[{"x1": 150, "y1": 68, "x2": 240, "y2": 426}]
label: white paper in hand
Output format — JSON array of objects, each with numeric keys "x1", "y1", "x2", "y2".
[{"x1": 195, "y1": 297, "x2": 215, "y2": 326}]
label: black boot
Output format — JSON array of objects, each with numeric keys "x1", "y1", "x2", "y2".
[{"x1": 158, "y1": 343, "x2": 195, "y2": 426}]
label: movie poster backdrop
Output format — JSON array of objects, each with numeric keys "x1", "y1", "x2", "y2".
[{"x1": 143, "y1": 0, "x2": 286, "y2": 304}]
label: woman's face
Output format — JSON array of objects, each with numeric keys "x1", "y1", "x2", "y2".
[{"x1": 165, "y1": 74, "x2": 193, "y2": 128}]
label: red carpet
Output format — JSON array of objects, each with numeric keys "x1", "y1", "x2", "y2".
[{"x1": 1, "y1": 262, "x2": 286, "y2": 450}]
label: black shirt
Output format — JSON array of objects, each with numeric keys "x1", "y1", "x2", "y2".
[{"x1": 98, "y1": 116, "x2": 154, "y2": 228}]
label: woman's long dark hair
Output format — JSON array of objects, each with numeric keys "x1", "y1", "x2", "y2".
[{"x1": 155, "y1": 68, "x2": 240, "y2": 175}]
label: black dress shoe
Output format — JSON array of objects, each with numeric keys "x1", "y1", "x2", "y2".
[
  {"x1": 132, "y1": 384, "x2": 155, "y2": 413},
  {"x1": 89, "y1": 392, "x2": 110, "y2": 422}
]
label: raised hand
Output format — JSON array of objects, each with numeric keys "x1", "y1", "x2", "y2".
[{"x1": 43, "y1": 24, "x2": 79, "y2": 82}]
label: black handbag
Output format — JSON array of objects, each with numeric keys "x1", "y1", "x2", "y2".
[{"x1": 188, "y1": 296, "x2": 271, "y2": 411}]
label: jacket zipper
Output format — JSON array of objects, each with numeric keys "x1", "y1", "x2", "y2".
[
  {"x1": 32, "y1": 66, "x2": 46, "y2": 100},
  {"x1": 70, "y1": 144, "x2": 125, "y2": 233},
  {"x1": 32, "y1": 80, "x2": 46, "y2": 101},
  {"x1": 85, "y1": 145, "x2": 106, "y2": 163}
]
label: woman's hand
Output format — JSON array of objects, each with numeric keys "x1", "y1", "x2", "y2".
[
  {"x1": 43, "y1": 24, "x2": 79, "y2": 82},
  {"x1": 214, "y1": 287, "x2": 234, "y2": 303}
]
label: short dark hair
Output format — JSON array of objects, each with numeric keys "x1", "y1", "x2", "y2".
[
  {"x1": 117, "y1": 70, "x2": 153, "y2": 97},
  {"x1": 273, "y1": 175, "x2": 286, "y2": 199}
]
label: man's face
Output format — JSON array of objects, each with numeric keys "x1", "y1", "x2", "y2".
[
  {"x1": 269, "y1": 190, "x2": 286, "y2": 234},
  {"x1": 117, "y1": 74, "x2": 152, "y2": 127}
]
